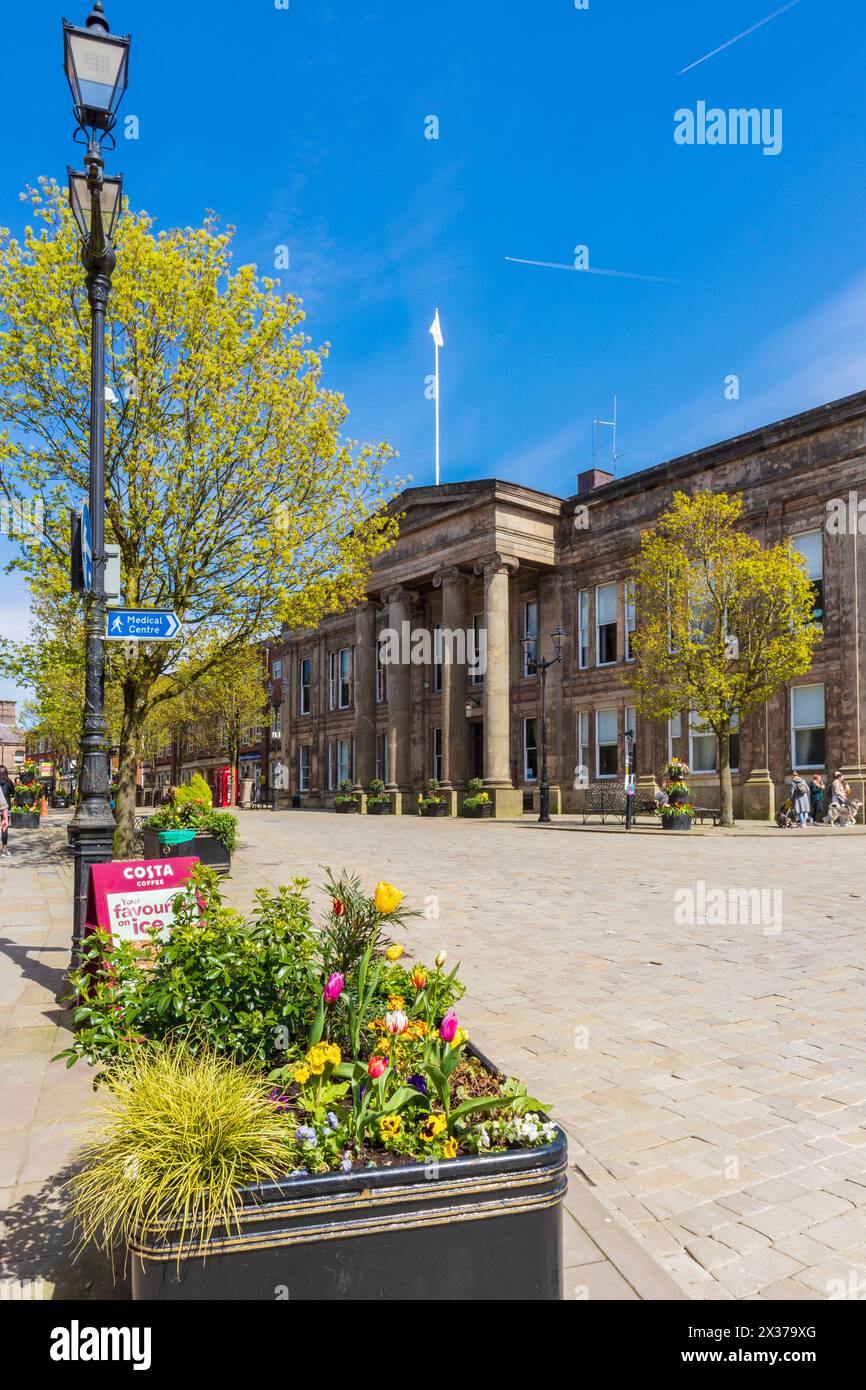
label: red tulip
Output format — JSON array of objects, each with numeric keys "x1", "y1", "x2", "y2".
[
  {"x1": 368, "y1": 1055, "x2": 388, "y2": 1079},
  {"x1": 333, "y1": 899, "x2": 345, "y2": 917}
]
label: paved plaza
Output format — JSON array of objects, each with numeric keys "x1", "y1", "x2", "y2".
[{"x1": 2, "y1": 809, "x2": 866, "y2": 1300}]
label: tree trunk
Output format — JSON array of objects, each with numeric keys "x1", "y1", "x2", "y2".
[
  {"x1": 718, "y1": 726, "x2": 734, "y2": 828},
  {"x1": 114, "y1": 680, "x2": 148, "y2": 859}
]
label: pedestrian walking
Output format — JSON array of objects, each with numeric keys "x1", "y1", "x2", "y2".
[
  {"x1": 789, "y1": 771, "x2": 811, "y2": 827},
  {"x1": 0, "y1": 765, "x2": 13, "y2": 857},
  {"x1": 0, "y1": 784, "x2": 9, "y2": 859},
  {"x1": 809, "y1": 773, "x2": 826, "y2": 824}
]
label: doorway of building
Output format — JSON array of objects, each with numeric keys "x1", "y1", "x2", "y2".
[{"x1": 472, "y1": 722, "x2": 484, "y2": 780}]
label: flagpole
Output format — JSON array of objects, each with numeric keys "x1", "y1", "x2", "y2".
[{"x1": 434, "y1": 325, "x2": 440, "y2": 486}]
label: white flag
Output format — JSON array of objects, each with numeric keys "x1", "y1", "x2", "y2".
[{"x1": 429, "y1": 309, "x2": 444, "y2": 348}]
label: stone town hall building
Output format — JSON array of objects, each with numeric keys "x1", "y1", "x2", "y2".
[{"x1": 280, "y1": 392, "x2": 866, "y2": 820}]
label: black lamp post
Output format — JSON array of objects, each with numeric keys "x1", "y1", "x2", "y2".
[
  {"x1": 523, "y1": 625, "x2": 564, "y2": 824},
  {"x1": 63, "y1": 2, "x2": 130, "y2": 971},
  {"x1": 624, "y1": 725, "x2": 636, "y2": 832}
]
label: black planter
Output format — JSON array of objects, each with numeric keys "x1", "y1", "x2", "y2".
[
  {"x1": 130, "y1": 1126, "x2": 566, "y2": 1301},
  {"x1": 661, "y1": 812, "x2": 693, "y2": 831},
  {"x1": 463, "y1": 803, "x2": 493, "y2": 819},
  {"x1": 334, "y1": 802, "x2": 359, "y2": 814},
  {"x1": 10, "y1": 812, "x2": 41, "y2": 830},
  {"x1": 420, "y1": 802, "x2": 448, "y2": 817},
  {"x1": 366, "y1": 801, "x2": 392, "y2": 815},
  {"x1": 142, "y1": 828, "x2": 232, "y2": 872}
]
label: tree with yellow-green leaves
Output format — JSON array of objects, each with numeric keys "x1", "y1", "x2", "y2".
[
  {"x1": 170, "y1": 648, "x2": 270, "y2": 801},
  {"x1": 2, "y1": 591, "x2": 122, "y2": 771},
  {"x1": 629, "y1": 491, "x2": 822, "y2": 828},
  {"x1": 0, "y1": 181, "x2": 400, "y2": 855}
]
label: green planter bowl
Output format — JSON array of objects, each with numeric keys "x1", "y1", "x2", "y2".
[{"x1": 157, "y1": 828, "x2": 198, "y2": 846}]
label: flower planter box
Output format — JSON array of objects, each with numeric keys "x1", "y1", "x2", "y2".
[
  {"x1": 130, "y1": 1124, "x2": 566, "y2": 1302},
  {"x1": 366, "y1": 801, "x2": 392, "y2": 816},
  {"x1": 10, "y1": 812, "x2": 41, "y2": 830},
  {"x1": 661, "y1": 812, "x2": 693, "y2": 831},
  {"x1": 463, "y1": 803, "x2": 493, "y2": 819},
  {"x1": 142, "y1": 828, "x2": 231, "y2": 872},
  {"x1": 420, "y1": 802, "x2": 448, "y2": 817},
  {"x1": 334, "y1": 802, "x2": 359, "y2": 814}
]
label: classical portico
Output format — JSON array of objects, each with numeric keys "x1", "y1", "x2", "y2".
[{"x1": 346, "y1": 481, "x2": 561, "y2": 815}]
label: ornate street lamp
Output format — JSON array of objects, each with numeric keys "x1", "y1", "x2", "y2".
[
  {"x1": 624, "y1": 725, "x2": 636, "y2": 832},
  {"x1": 63, "y1": 3, "x2": 129, "y2": 134},
  {"x1": 62, "y1": 3, "x2": 131, "y2": 974},
  {"x1": 523, "y1": 625, "x2": 565, "y2": 824}
]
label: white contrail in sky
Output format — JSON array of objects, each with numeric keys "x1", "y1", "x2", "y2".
[
  {"x1": 505, "y1": 257, "x2": 684, "y2": 286},
  {"x1": 678, "y1": 1, "x2": 801, "y2": 75}
]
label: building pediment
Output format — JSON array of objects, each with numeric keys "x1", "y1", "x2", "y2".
[{"x1": 372, "y1": 479, "x2": 561, "y2": 592}]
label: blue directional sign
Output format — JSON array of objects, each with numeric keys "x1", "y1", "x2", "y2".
[
  {"x1": 105, "y1": 609, "x2": 182, "y2": 642},
  {"x1": 80, "y1": 501, "x2": 93, "y2": 594}
]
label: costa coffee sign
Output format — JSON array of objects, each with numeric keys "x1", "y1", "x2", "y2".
[{"x1": 86, "y1": 857, "x2": 199, "y2": 944}]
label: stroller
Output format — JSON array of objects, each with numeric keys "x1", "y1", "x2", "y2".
[{"x1": 776, "y1": 797, "x2": 797, "y2": 829}]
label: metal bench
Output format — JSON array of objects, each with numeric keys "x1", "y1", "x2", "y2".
[{"x1": 581, "y1": 783, "x2": 656, "y2": 823}]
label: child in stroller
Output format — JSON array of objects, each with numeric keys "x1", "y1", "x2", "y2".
[{"x1": 776, "y1": 797, "x2": 797, "y2": 829}]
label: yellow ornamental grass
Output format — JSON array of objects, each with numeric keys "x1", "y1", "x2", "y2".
[{"x1": 67, "y1": 1045, "x2": 293, "y2": 1264}]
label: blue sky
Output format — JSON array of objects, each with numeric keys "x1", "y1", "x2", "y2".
[{"x1": 2, "y1": 0, "x2": 866, "y2": 699}]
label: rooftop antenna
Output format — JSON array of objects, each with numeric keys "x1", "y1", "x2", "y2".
[{"x1": 592, "y1": 395, "x2": 630, "y2": 476}]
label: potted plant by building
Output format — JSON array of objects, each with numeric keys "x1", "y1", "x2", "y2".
[
  {"x1": 333, "y1": 778, "x2": 359, "y2": 814},
  {"x1": 143, "y1": 774, "x2": 237, "y2": 870},
  {"x1": 10, "y1": 762, "x2": 42, "y2": 830},
  {"x1": 365, "y1": 777, "x2": 391, "y2": 815},
  {"x1": 462, "y1": 777, "x2": 492, "y2": 819},
  {"x1": 62, "y1": 869, "x2": 566, "y2": 1301},
  {"x1": 417, "y1": 777, "x2": 448, "y2": 817},
  {"x1": 657, "y1": 757, "x2": 695, "y2": 832}
]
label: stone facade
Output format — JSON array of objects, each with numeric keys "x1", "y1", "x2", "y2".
[
  {"x1": 0, "y1": 699, "x2": 25, "y2": 772},
  {"x1": 281, "y1": 392, "x2": 866, "y2": 820}
]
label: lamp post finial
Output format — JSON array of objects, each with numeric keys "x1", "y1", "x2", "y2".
[{"x1": 86, "y1": 2, "x2": 110, "y2": 34}]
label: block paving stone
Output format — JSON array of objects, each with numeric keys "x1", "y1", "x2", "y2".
[{"x1": 3, "y1": 811, "x2": 866, "y2": 1301}]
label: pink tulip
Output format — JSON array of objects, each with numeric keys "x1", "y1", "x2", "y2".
[
  {"x1": 323, "y1": 972, "x2": 344, "y2": 1004},
  {"x1": 368, "y1": 1055, "x2": 388, "y2": 1079},
  {"x1": 439, "y1": 1009, "x2": 458, "y2": 1043}
]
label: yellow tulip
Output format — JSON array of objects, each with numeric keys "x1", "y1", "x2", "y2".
[
  {"x1": 384, "y1": 943, "x2": 405, "y2": 961},
  {"x1": 375, "y1": 883, "x2": 405, "y2": 915}
]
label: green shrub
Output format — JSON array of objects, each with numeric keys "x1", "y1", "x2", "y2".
[
  {"x1": 58, "y1": 867, "x2": 319, "y2": 1068},
  {"x1": 366, "y1": 777, "x2": 389, "y2": 806},
  {"x1": 463, "y1": 777, "x2": 490, "y2": 810},
  {"x1": 333, "y1": 778, "x2": 358, "y2": 808},
  {"x1": 145, "y1": 804, "x2": 238, "y2": 851},
  {"x1": 174, "y1": 773, "x2": 213, "y2": 812},
  {"x1": 68, "y1": 1044, "x2": 293, "y2": 1261}
]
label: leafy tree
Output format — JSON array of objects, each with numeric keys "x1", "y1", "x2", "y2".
[
  {"x1": 174, "y1": 647, "x2": 269, "y2": 801},
  {"x1": 629, "y1": 491, "x2": 822, "y2": 827},
  {"x1": 2, "y1": 591, "x2": 122, "y2": 774},
  {"x1": 0, "y1": 182, "x2": 400, "y2": 854}
]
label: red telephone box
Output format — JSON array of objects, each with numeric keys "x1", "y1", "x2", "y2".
[{"x1": 213, "y1": 766, "x2": 234, "y2": 807}]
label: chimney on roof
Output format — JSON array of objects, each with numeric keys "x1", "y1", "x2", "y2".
[{"x1": 577, "y1": 467, "x2": 614, "y2": 496}]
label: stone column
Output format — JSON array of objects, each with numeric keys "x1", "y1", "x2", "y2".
[
  {"x1": 354, "y1": 601, "x2": 377, "y2": 792},
  {"x1": 743, "y1": 701, "x2": 775, "y2": 822},
  {"x1": 381, "y1": 586, "x2": 418, "y2": 794},
  {"x1": 433, "y1": 567, "x2": 468, "y2": 795},
  {"x1": 474, "y1": 554, "x2": 522, "y2": 816},
  {"x1": 537, "y1": 572, "x2": 563, "y2": 813}
]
